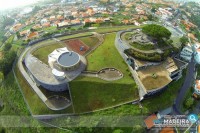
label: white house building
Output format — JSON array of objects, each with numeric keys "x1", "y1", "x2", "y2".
[
  {"x1": 180, "y1": 46, "x2": 193, "y2": 62},
  {"x1": 194, "y1": 44, "x2": 200, "y2": 64}
]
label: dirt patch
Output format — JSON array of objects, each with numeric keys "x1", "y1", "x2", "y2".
[{"x1": 64, "y1": 39, "x2": 89, "y2": 55}]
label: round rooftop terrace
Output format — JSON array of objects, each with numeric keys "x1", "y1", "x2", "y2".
[{"x1": 57, "y1": 51, "x2": 80, "y2": 68}]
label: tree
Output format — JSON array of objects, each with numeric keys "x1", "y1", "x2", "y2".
[
  {"x1": 184, "y1": 97, "x2": 194, "y2": 109},
  {"x1": 3, "y1": 43, "x2": 12, "y2": 51},
  {"x1": 30, "y1": 28, "x2": 36, "y2": 32},
  {"x1": 151, "y1": 7, "x2": 156, "y2": 13},
  {"x1": 16, "y1": 32, "x2": 20, "y2": 39},
  {"x1": 0, "y1": 71, "x2": 4, "y2": 83},
  {"x1": 0, "y1": 51, "x2": 17, "y2": 75},
  {"x1": 142, "y1": 24, "x2": 171, "y2": 40},
  {"x1": 180, "y1": 36, "x2": 188, "y2": 46}
]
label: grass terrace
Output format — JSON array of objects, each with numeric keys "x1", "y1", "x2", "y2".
[
  {"x1": 32, "y1": 43, "x2": 63, "y2": 64},
  {"x1": 69, "y1": 33, "x2": 139, "y2": 113},
  {"x1": 137, "y1": 65, "x2": 172, "y2": 90},
  {"x1": 79, "y1": 36, "x2": 99, "y2": 48}
]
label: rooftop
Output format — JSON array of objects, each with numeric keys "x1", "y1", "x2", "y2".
[
  {"x1": 196, "y1": 80, "x2": 200, "y2": 90},
  {"x1": 57, "y1": 51, "x2": 80, "y2": 67},
  {"x1": 144, "y1": 114, "x2": 158, "y2": 129},
  {"x1": 25, "y1": 54, "x2": 66, "y2": 85},
  {"x1": 137, "y1": 60, "x2": 173, "y2": 90}
]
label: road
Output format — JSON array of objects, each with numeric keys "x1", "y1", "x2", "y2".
[{"x1": 173, "y1": 54, "x2": 196, "y2": 114}]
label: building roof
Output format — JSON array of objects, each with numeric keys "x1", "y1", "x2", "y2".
[
  {"x1": 196, "y1": 80, "x2": 200, "y2": 90},
  {"x1": 144, "y1": 114, "x2": 158, "y2": 129},
  {"x1": 25, "y1": 55, "x2": 66, "y2": 84},
  {"x1": 57, "y1": 21, "x2": 69, "y2": 27},
  {"x1": 71, "y1": 19, "x2": 81, "y2": 24},
  {"x1": 50, "y1": 16, "x2": 56, "y2": 21},
  {"x1": 188, "y1": 33, "x2": 197, "y2": 41},
  {"x1": 165, "y1": 57, "x2": 178, "y2": 74},
  {"x1": 12, "y1": 23, "x2": 23, "y2": 32},
  {"x1": 57, "y1": 15, "x2": 64, "y2": 20},
  {"x1": 52, "y1": 69, "x2": 65, "y2": 77},
  {"x1": 20, "y1": 30, "x2": 30, "y2": 36},
  {"x1": 27, "y1": 32, "x2": 38, "y2": 39},
  {"x1": 32, "y1": 24, "x2": 42, "y2": 29},
  {"x1": 137, "y1": 59, "x2": 174, "y2": 90},
  {"x1": 42, "y1": 22, "x2": 51, "y2": 27}
]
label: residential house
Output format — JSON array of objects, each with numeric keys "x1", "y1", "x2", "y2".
[
  {"x1": 40, "y1": 18, "x2": 48, "y2": 24},
  {"x1": 144, "y1": 114, "x2": 158, "y2": 129},
  {"x1": 26, "y1": 32, "x2": 39, "y2": 40},
  {"x1": 194, "y1": 44, "x2": 200, "y2": 64},
  {"x1": 180, "y1": 46, "x2": 193, "y2": 62},
  {"x1": 71, "y1": 19, "x2": 81, "y2": 25},
  {"x1": 32, "y1": 24, "x2": 42, "y2": 30},
  {"x1": 42, "y1": 22, "x2": 51, "y2": 28},
  {"x1": 50, "y1": 16, "x2": 56, "y2": 21},
  {"x1": 57, "y1": 15, "x2": 64, "y2": 21},
  {"x1": 188, "y1": 33, "x2": 198, "y2": 42},
  {"x1": 19, "y1": 30, "x2": 30, "y2": 37},
  {"x1": 10, "y1": 23, "x2": 24, "y2": 33},
  {"x1": 57, "y1": 21, "x2": 69, "y2": 28}
]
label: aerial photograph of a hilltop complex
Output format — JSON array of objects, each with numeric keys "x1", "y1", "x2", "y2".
[{"x1": 1, "y1": 0, "x2": 200, "y2": 132}]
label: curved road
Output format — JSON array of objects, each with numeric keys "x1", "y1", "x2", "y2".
[{"x1": 173, "y1": 54, "x2": 195, "y2": 114}]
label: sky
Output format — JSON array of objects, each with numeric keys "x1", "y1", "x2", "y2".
[{"x1": 0, "y1": 0, "x2": 40, "y2": 10}]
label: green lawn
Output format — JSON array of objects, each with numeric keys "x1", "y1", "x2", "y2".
[
  {"x1": 79, "y1": 36, "x2": 99, "y2": 48},
  {"x1": 69, "y1": 33, "x2": 139, "y2": 113},
  {"x1": 32, "y1": 43, "x2": 63, "y2": 64},
  {"x1": 14, "y1": 66, "x2": 73, "y2": 115}
]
